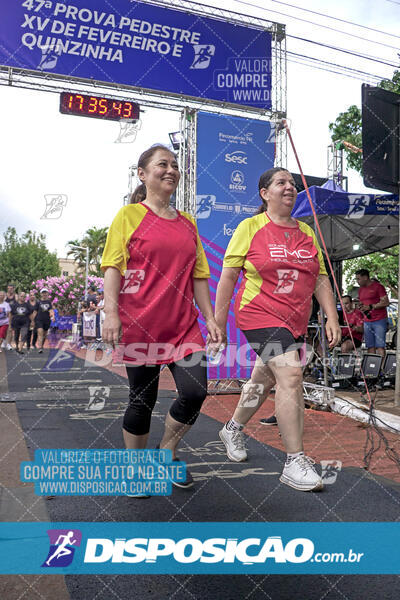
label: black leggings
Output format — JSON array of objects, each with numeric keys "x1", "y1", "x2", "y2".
[
  {"x1": 26, "y1": 328, "x2": 38, "y2": 349},
  {"x1": 123, "y1": 352, "x2": 207, "y2": 436}
]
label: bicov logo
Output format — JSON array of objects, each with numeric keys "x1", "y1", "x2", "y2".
[{"x1": 84, "y1": 536, "x2": 314, "y2": 564}]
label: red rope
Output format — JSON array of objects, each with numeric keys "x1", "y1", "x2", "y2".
[{"x1": 282, "y1": 119, "x2": 373, "y2": 407}]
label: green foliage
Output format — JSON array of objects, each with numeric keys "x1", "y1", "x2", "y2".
[
  {"x1": 67, "y1": 226, "x2": 108, "y2": 277},
  {"x1": 329, "y1": 70, "x2": 400, "y2": 174},
  {"x1": 328, "y1": 105, "x2": 362, "y2": 173},
  {"x1": 343, "y1": 246, "x2": 399, "y2": 297},
  {"x1": 0, "y1": 227, "x2": 60, "y2": 291}
]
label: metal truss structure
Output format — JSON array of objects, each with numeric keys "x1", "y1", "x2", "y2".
[{"x1": 327, "y1": 142, "x2": 348, "y2": 191}]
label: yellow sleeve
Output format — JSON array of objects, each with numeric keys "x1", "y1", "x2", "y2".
[
  {"x1": 181, "y1": 212, "x2": 210, "y2": 278},
  {"x1": 101, "y1": 204, "x2": 147, "y2": 276},
  {"x1": 298, "y1": 221, "x2": 328, "y2": 276},
  {"x1": 223, "y1": 218, "x2": 252, "y2": 268}
]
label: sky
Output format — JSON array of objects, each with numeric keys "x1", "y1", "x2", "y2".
[{"x1": 0, "y1": 0, "x2": 399, "y2": 257}]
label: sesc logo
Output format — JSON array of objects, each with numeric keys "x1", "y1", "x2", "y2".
[
  {"x1": 84, "y1": 536, "x2": 314, "y2": 565},
  {"x1": 225, "y1": 151, "x2": 248, "y2": 164}
]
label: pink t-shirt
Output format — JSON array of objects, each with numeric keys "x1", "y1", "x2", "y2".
[{"x1": 358, "y1": 280, "x2": 387, "y2": 322}]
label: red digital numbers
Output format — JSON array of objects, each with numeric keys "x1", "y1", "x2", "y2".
[{"x1": 60, "y1": 92, "x2": 139, "y2": 122}]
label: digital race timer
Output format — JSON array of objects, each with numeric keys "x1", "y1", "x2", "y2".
[{"x1": 59, "y1": 92, "x2": 140, "y2": 122}]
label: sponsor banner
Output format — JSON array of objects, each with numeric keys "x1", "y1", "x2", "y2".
[
  {"x1": 1, "y1": 0, "x2": 272, "y2": 108},
  {"x1": 292, "y1": 189, "x2": 399, "y2": 220},
  {"x1": 1, "y1": 522, "x2": 399, "y2": 574},
  {"x1": 196, "y1": 111, "x2": 275, "y2": 378}
]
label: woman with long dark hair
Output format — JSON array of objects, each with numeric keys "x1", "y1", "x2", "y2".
[
  {"x1": 101, "y1": 145, "x2": 222, "y2": 492},
  {"x1": 215, "y1": 167, "x2": 340, "y2": 492}
]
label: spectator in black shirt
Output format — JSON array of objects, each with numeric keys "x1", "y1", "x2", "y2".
[
  {"x1": 26, "y1": 292, "x2": 38, "y2": 350},
  {"x1": 86, "y1": 285, "x2": 98, "y2": 305},
  {"x1": 34, "y1": 288, "x2": 55, "y2": 353},
  {"x1": 10, "y1": 292, "x2": 35, "y2": 354}
]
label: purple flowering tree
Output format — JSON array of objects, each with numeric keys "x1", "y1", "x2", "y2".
[{"x1": 31, "y1": 274, "x2": 104, "y2": 315}]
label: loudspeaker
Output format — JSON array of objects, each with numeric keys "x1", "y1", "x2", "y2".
[
  {"x1": 336, "y1": 353, "x2": 356, "y2": 379},
  {"x1": 360, "y1": 353, "x2": 383, "y2": 379},
  {"x1": 361, "y1": 84, "x2": 400, "y2": 194},
  {"x1": 382, "y1": 352, "x2": 396, "y2": 377},
  {"x1": 331, "y1": 353, "x2": 355, "y2": 388}
]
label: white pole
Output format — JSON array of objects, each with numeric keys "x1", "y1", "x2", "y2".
[{"x1": 85, "y1": 246, "x2": 89, "y2": 301}]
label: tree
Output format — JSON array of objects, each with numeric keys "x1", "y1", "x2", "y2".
[
  {"x1": 0, "y1": 227, "x2": 60, "y2": 291},
  {"x1": 67, "y1": 226, "x2": 108, "y2": 277},
  {"x1": 329, "y1": 70, "x2": 400, "y2": 174},
  {"x1": 343, "y1": 246, "x2": 398, "y2": 297}
]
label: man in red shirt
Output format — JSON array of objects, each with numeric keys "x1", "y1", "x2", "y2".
[
  {"x1": 340, "y1": 295, "x2": 364, "y2": 352},
  {"x1": 356, "y1": 269, "x2": 389, "y2": 358}
]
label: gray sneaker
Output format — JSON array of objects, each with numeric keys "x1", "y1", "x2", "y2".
[
  {"x1": 219, "y1": 425, "x2": 247, "y2": 462},
  {"x1": 280, "y1": 455, "x2": 323, "y2": 491}
]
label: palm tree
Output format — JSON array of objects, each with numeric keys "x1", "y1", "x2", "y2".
[{"x1": 67, "y1": 226, "x2": 108, "y2": 276}]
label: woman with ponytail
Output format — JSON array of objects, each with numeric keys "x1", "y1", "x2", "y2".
[{"x1": 101, "y1": 145, "x2": 222, "y2": 493}]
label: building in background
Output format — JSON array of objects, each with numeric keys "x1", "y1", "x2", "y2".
[{"x1": 58, "y1": 258, "x2": 79, "y2": 277}]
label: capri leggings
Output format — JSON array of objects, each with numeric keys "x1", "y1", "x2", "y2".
[{"x1": 123, "y1": 352, "x2": 207, "y2": 436}]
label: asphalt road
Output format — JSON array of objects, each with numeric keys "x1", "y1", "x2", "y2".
[{"x1": 1, "y1": 348, "x2": 400, "y2": 599}]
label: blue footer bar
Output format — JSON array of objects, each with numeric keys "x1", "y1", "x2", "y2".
[{"x1": 0, "y1": 522, "x2": 398, "y2": 574}]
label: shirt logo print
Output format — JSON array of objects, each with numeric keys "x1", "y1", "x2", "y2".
[
  {"x1": 274, "y1": 269, "x2": 299, "y2": 294},
  {"x1": 121, "y1": 269, "x2": 145, "y2": 294}
]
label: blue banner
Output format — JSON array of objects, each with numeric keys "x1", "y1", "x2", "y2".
[
  {"x1": 293, "y1": 188, "x2": 399, "y2": 218},
  {"x1": 0, "y1": 1, "x2": 272, "y2": 109},
  {"x1": 1, "y1": 522, "x2": 399, "y2": 574},
  {"x1": 196, "y1": 111, "x2": 275, "y2": 378}
]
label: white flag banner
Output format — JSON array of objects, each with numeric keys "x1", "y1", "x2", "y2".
[{"x1": 82, "y1": 312, "x2": 96, "y2": 337}]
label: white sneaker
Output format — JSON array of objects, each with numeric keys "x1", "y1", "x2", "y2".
[
  {"x1": 219, "y1": 425, "x2": 247, "y2": 462},
  {"x1": 280, "y1": 455, "x2": 323, "y2": 491},
  {"x1": 6, "y1": 344, "x2": 12, "y2": 350}
]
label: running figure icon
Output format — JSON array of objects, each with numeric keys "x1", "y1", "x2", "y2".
[{"x1": 45, "y1": 531, "x2": 77, "y2": 566}]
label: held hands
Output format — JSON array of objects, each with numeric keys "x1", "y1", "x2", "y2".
[
  {"x1": 102, "y1": 313, "x2": 122, "y2": 348},
  {"x1": 205, "y1": 317, "x2": 225, "y2": 357},
  {"x1": 325, "y1": 319, "x2": 341, "y2": 348}
]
